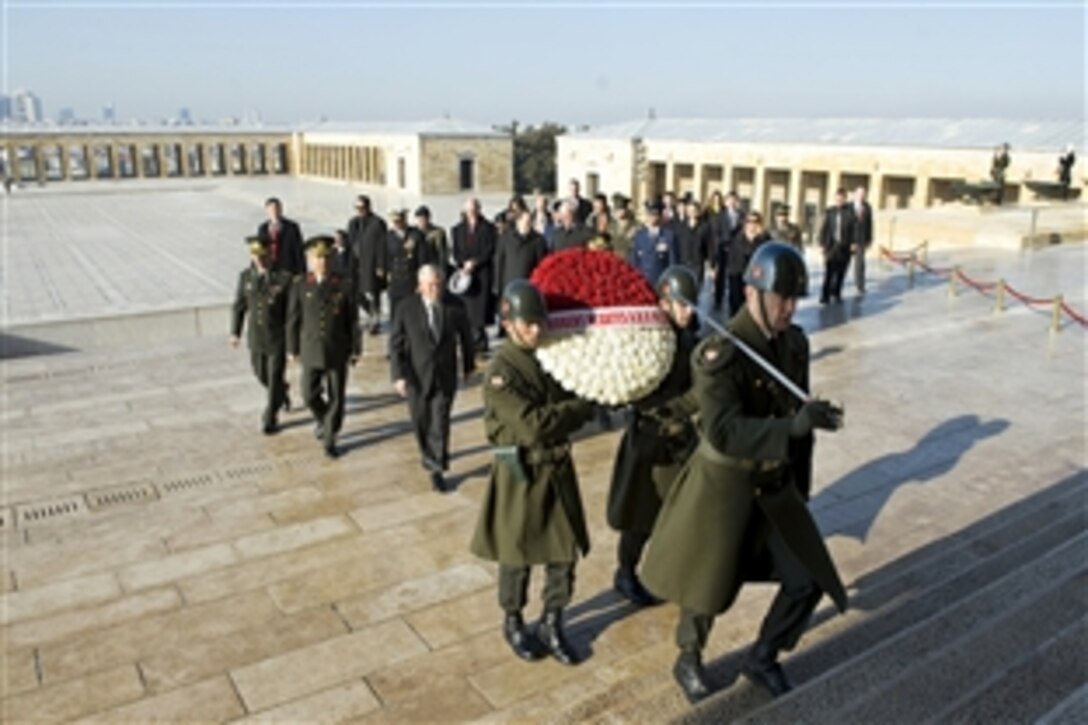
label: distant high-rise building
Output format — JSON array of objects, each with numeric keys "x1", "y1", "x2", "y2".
[
  {"x1": 102, "y1": 103, "x2": 115, "y2": 124},
  {"x1": 12, "y1": 89, "x2": 43, "y2": 123},
  {"x1": 177, "y1": 107, "x2": 192, "y2": 125},
  {"x1": 58, "y1": 107, "x2": 76, "y2": 125},
  {"x1": 0, "y1": 95, "x2": 11, "y2": 120}
]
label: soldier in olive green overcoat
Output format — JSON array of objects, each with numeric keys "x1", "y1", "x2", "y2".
[
  {"x1": 606, "y1": 266, "x2": 700, "y2": 607},
  {"x1": 470, "y1": 281, "x2": 595, "y2": 666},
  {"x1": 231, "y1": 235, "x2": 294, "y2": 434},
  {"x1": 287, "y1": 236, "x2": 362, "y2": 459},
  {"x1": 641, "y1": 243, "x2": 847, "y2": 704}
]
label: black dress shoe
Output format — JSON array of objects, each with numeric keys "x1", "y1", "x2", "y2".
[
  {"x1": 819, "y1": 297, "x2": 829, "y2": 305},
  {"x1": 536, "y1": 610, "x2": 578, "y2": 665},
  {"x1": 430, "y1": 472, "x2": 446, "y2": 492},
  {"x1": 673, "y1": 651, "x2": 711, "y2": 704},
  {"x1": 324, "y1": 443, "x2": 340, "y2": 459},
  {"x1": 502, "y1": 613, "x2": 545, "y2": 662},
  {"x1": 741, "y1": 652, "x2": 793, "y2": 698},
  {"x1": 262, "y1": 421, "x2": 280, "y2": 436},
  {"x1": 613, "y1": 568, "x2": 662, "y2": 607}
]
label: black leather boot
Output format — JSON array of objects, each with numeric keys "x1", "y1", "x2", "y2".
[
  {"x1": 613, "y1": 567, "x2": 662, "y2": 607},
  {"x1": 740, "y1": 642, "x2": 793, "y2": 697},
  {"x1": 502, "y1": 612, "x2": 544, "y2": 662},
  {"x1": 536, "y1": 609, "x2": 578, "y2": 665},
  {"x1": 672, "y1": 650, "x2": 711, "y2": 704}
]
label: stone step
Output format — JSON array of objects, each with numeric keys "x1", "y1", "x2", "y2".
[
  {"x1": 1035, "y1": 682, "x2": 1088, "y2": 725},
  {"x1": 715, "y1": 529, "x2": 1087, "y2": 724},
  {"x1": 834, "y1": 568, "x2": 1087, "y2": 722},
  {"x1": 844, "y1": 470, "x2": 1085, "y2": 594},
  {"x1": 571, "y1": 477, "x2": 1087, "y2": 724},
  {"x1": 932, "y1": 619, "x2": 1088, "y2": 724}
]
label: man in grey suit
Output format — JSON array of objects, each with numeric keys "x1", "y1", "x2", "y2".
[
  {"x1": 850, "y1": 186, "x2": 874, "y2": 296},
  {"x1": 391, "y1": 265, "x2": 475, "y2": 491}
]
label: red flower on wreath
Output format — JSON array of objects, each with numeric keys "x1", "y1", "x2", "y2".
[{"x1": 530, "y1": 249, "x2": 658, "y2": 311}]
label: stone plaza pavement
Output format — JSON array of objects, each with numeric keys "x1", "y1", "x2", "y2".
[
  {"x1": 1, "y1": 178, "x2": 512, "y2": 326},
  {"x1": 1, "y1": 239, "x2": 1086, "y2": 720}
]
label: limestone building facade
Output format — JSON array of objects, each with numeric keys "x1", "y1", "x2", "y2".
[{"x1": 557, "y1": 118, "x2": 1084, "y2": 232}]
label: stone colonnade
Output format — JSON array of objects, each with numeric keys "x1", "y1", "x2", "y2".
[
  {"x1": 298, "y1": 143, "x2": 385, "y2": 185},
  {"x1": 1, "y1": 135, "x2": 292, "y2": 182}
]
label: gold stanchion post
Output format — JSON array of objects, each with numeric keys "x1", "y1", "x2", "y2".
[
  {"x1": 1051, "y1": 295, "x2": 1063, "y2": 332},
  {"x1": 995, "y1": 279, "x2": 1006, "y2": 312},
  {"x1": 948, "y1": 266, "x2": 959, "y2": 298},
  {"x1": 908, "y1": 256, "x2": 916, "y2": 287}
]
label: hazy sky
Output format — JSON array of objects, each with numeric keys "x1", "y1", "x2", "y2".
[{"x1": 5, "y1": 1, "x2": 1085, "y2": 126}]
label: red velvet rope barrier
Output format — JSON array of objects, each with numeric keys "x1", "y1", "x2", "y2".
[{"x1": 877, "y1": 246, "x2": 1087, "y2": 327}]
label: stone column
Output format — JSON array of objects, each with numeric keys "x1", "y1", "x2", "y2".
[
  {"x1": 57, "y1": 145, "x2": 69, "y2": 181},
  {"x1": 910, "y1": 175, "x2": 930, "y2": 209},
  {"x1": 33, "y1": 143, "x2": 46, "y2": 182},
  {"x1": 787, "y1": 167, "x2": 804, "y2": 224},
  {"x1": 180, "y1": 143, "x2": 192, "y2": 177},
  {"x1": 106, "y1": 144, "x2": 119, "y2": 178},
  {"x1": 694, "y1": 164, "x2": 704, "y2": 201},
  {"x1": 665, "y1": 160, "x2": 675, "y2": 192},
  {"x1": 870, "y1": 172, "x2": 884, "y2": 210},
  {"x1": 3, "y1": 144, "x2": 15, "y2": 180},
  {"x1": 752, "y1": 164, "x2": 766, "y2": 217},
  {"x1": 826, "y1": 169, "x2": 842, "y2": 203},
  {"x1": 84, "y1": 144, "x2": 96, "y2": 179}
]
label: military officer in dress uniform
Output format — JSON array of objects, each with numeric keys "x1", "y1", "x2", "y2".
[
  {"x1": 287, "y1": 236, "x2": 362, "y2": 459},
  {"x1": 470, "y1": 281, "x2": 596, "y2": 666},
  {"x1": 230, "y1": 235, "x2": 294, "y2": 435},
  {"x1": 607, "y1": 266, "x2": 701, "y2": 606},
  {"x1": 770, "y1": 205, "x2": 803, "y2": 251},
  {"x1": 641, "y1": 242, "x2": 848, "y2": 703}
]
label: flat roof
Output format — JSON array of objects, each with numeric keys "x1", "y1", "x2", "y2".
[
  {"x1": 566, "y1": 118, "x2": 1083, "y2": 152},
  {"x1": 298, "y1": 118, "x2": 506, "y2": 138}
]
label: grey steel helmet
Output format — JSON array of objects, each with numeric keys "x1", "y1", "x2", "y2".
[
  {"x1": 743, "y1": 242, "x2": 808, "y2": 298},
  {"x1": 656, "y1": 265, "x2": 699, "y2": 305},
  {"x1": 499, "y1": 280, "x2": 548, "y2": 324}
]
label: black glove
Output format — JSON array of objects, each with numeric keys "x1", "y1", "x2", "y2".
[{"x1": 790, "y1": 399, "x2": 843, "y2": 437}]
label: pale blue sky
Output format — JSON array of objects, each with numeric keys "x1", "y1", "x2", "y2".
[{"x1": 5, "y1": 1, "x2": 1085, "y2": 126}]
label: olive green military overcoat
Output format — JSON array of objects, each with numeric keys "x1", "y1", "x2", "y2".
[
  {"x1": 641, "y1": 307, "x2": 848, "y2": 616},
  {"x1": 607, "y1": 322, "x2": 698, "y2": 535},
  {"x1": 287, "y1": 273, "x2": 361, "y2": 370},
  {"x1": 231, "y1": 267, "x2": 294, "y2": 354},
  {"x1": 470, "y1": 340, "x2": 594, "y2": 567}
]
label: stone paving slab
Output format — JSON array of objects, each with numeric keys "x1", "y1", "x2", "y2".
[{"x1": 0, "y1": 242, "x2": 1084, "y2": 721}]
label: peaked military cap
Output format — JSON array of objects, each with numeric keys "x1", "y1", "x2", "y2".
[
  {"x1": 245, "y1": 235, "x2": 269, "y2": 255},
  {"x1": 304, "y1": 235, "x2": 334, "y2": 257}
]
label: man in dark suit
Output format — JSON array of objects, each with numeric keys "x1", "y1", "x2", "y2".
[
  {"x1": 711, "y1": 192, "x2": 745, "y2": 311},
  {"x1": 347, "y1": 195, "x2": 388, "y2": 335},
  {"x1": 450, "y1": 198, "x2": 497, "y2": 355},
  {"x1": 727, "y1": 211, "x2": 771, "y2": 317},
  {"x1": 257, "y1": 197, "x2": 306, "y2": 275},
  {"x1": 495, "y1": 210, "x2": 549, "y2": 296},
  {"x1": 391, "y1": 265, "x2": 475, "y2": 491},
  {"x1": 850, "y1": 187, "x2": 873, "y2": 296},
  {"x1": 819, "y1": 189, "x2": 855, "y2": 304},
  {"x1": 288, "y1": 236, "x2": 361, "y2": 459},
  {"x1": 566, "y1": 179, "x2": 592, "y2": 225},
  {"x1": 329, "y1": 229, "x2": 359, "y2": 296}
]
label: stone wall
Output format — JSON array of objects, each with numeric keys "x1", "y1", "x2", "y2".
[{"x1": 419, "y1": 137, "x2": 512, "y2": 195}]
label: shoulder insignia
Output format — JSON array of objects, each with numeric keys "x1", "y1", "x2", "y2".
[
  {"x1": 694, "y1": 335, "x2": 736, "y2": 371},
  {"x1": 489, "y1": 374, "x2": 506, "y2": 389}
]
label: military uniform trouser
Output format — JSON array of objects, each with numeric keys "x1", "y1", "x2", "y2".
[
  {"x1": 713, "y1": 247, "x2": 728, "y2": 308},
  {"x1": 301, "y1": 364, "x2": 348, "y2": 447},
  {"x1": 407, "y1": 386, "x2": 453, "y2": 473},
  {"x1": 250, "y1": 349, "x2": 287, "y2": 427},
  {"x1": 498, "y1": 562, "x2": 575, "y2": 614},
  {"x1": 676, "y1": 521, "x2": 822, "y2": 656},
  {"x1": 617, "y1": 529, "x2": 650, "y2": 574}
]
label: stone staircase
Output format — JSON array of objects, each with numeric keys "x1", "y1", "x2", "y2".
[{"x1": 669, "y1": 471, "x2": 1088, "y2": 724}]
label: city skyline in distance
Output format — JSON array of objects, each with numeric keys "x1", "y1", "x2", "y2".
[{"x1": 5, "y1": 2, "x2": 1085, "y2": 128}]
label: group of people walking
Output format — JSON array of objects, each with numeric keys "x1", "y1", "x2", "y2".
[{"x1": 230, "y1": 188, "x2": 850, "y2": 704}]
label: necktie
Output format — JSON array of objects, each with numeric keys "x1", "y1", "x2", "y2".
[{"x1": 427, "y1": 302, "x2": 437, "y2": 340}]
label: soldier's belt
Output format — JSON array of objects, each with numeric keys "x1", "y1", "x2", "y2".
[
  {"x1": 696, "y1": 439, "x2": 782, "y2": 472},
  {"x1": 521, "y1": 442, "x2": 572, "y2": 465}
]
